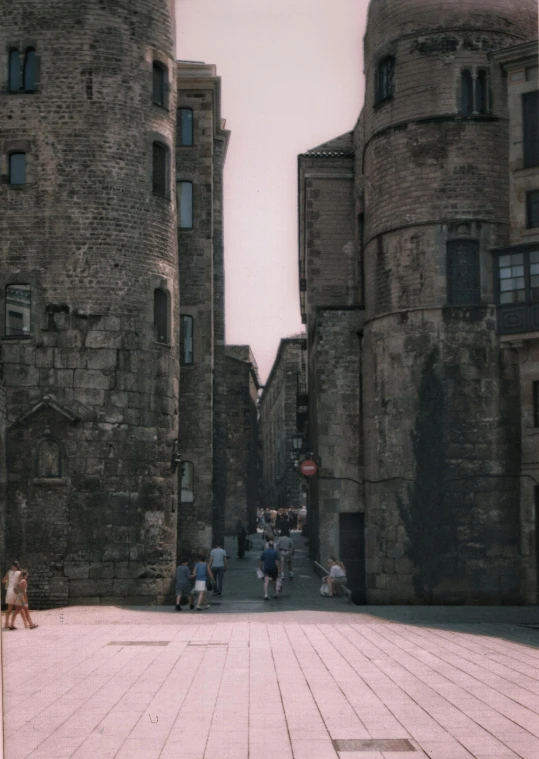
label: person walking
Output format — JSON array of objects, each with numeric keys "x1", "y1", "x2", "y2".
[
  {"x1": 175, "y1": 558, "x2": 194, "y2": 611},
  {"x1": 2, "y1": 560, "x2": 21, "y2": 630},
  {"x1": 209, "y1": 540, "x2": 227, "y2": 596},
  {"x1": 263, "y1": 519, "x2": 275, "y2": 546},
  {"x1": 277, "y1": 530, "x2": 294, "y2": 578},
  {"x1": 191, "y1": 552, "x2": 214, "y2": 610},
  {"x1": 12, "y1": 571, "x2": 38, "y2": 629},
  {"x1": 235, "y1": 519, "x2": 248, "y2": 559},
  {"x1": 258, "y1": 508, "x2": 265, "y2": 531},
  {"x1": 276, "y1": 509, "x2": 290, "y2": 535},
  {"x1": 260, "y1": 539, "x2": 281, "y2": 600}
]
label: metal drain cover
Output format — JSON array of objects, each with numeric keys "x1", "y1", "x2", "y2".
[
  {"x1": 107, "y1": 641, "x2": 170, "y2": 646},
  {"x1": 333, "y1": 739, "x2": 415, "y2": 752}
]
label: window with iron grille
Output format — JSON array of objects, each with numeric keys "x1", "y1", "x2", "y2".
[
  {"x1": 523, "y1": 91, "x2": 539, "y2": 168},
  {"x1": 153, "y1": 288, "x2": 169, "y2": 343},
  {"x1": 180, "y1": 315, "x2": 193, "y2": 364},
  {"x1": 527, "y1": 191, "x2": 539, "y2": 229},
  {"x1": 446, "y1": 240, "x2": 481, "y2": 305},
  {"x1": 375, "y1": 57, "x2": 394, "y2": 104},
  {"x1": 179, "y1": 108, "x2": 193, "y2": 145},
  {"x1": 534, "y1": 382, "x2": 539, "y2": 427},
  {"x1": 152, "y1": 142, "x2": 168, "y2": 196}
]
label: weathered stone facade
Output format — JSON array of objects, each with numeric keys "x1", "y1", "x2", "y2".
[
  {"x1": 224, "y1": 346, "x2": 260, "y2": 535},
  {"x1": 260, "y1": 337, "x2": 307, "y2": 514},
  {"x1": 0, "y1": 0, "x2": 181, "y2": 608},
  {"x1": 299, "y1": 0, "x2": 539, "y2": 604},
  {"x1": 176, "y1": 63, "x2": 230, "y2": 556}
]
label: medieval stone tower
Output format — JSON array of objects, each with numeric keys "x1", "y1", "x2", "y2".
[
  {"x1": 360, "y1": 0, "x2": 538, "y2": 602},
  {"x1": 0, "y1": 0, "x2": 179, "y2": 607}
]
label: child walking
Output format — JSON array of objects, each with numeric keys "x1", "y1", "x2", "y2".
[{"x1": 191, "y1": 552, "x2": 214, "y2": 610}]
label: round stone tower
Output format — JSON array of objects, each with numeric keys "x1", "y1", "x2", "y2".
[
  {"x1": 0, "y1": 0, "x2": 179, "y2": 607},
  {"x1": 361, "y1": 0, "x2": 538, "y2": 603}
]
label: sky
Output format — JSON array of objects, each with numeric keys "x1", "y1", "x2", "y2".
[{"x1": 176, "y1": 0, "x2": 368, "y2": 381}]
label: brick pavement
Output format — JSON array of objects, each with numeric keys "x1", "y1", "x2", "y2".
[{"x1": 2, "y1": 532, "x2": 539, "y2": 759}]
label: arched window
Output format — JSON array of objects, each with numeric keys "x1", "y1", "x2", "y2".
[
  {"x1": 23, "y1": 48, "x2": 37, "y2": 92},
  {"x1": 9, "y1": 153, "x2": 26, "y2": 185},
  {"x1": 180, "y1": 315, "x2": 193, "y2": 364},
  {"x1": 5, "y1": 284, "x2": 31, "y2": 336},
  {"x1": 153, "y1": 288, "x2": 169, "y2": 343},
  {"x1": 375, "y1": 57, "x2": 395, "y2": 104},
  {"x1": 8, "y1": 49, "x2": 20, "y2": 92},
  {"x1": 36, "y1": 438, "x2": 62, "y2": 478},
  {"x1": 179, "y1": 108, "x2": 194, "y2": 146},
  {"x1": 152, "y1": 141, "x2": 169, "y2": 196},
  {"x1": 152, "y1": 61, "x2": 166, "y2": 107},
  {"x1": 180, "y1": 461, "x2": 194, "y2": 503},
  {"x1": 461, "y1": 70, "x2": 473, "y2": 115},
  {"x1": 177, "y1": 181, "x2": 193, "y2": 228},
  {"x1": 446, "y1": 240, "x2": 481, "y2": 305},
  {"x1": 475, "y1": 69, "x2": 487, "y2": 115}
]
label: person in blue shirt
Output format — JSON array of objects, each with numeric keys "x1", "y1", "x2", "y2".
[
  {"x1": 260, "y1": 540, "x2": 281, "y2": 600},
  {"x1": 191, "y1": 552, "x2": 214, "y2": 610}
]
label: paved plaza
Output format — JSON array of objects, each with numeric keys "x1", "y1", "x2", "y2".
[{"x1": 2, "y1": 533, "x2": 539, "y2": 759}]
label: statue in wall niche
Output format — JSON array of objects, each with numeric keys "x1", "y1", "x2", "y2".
[{"x1": 36, "y1": 435, "x2": 61, "y2": 479}]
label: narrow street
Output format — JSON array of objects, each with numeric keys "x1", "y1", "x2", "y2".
[{"x1": 2, "y1": 533, "x2": 539, "y2": 759}]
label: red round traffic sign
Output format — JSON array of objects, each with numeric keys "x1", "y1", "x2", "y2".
[{"x1": 300, "y1": 459, "x2": 317, "y2": 477}]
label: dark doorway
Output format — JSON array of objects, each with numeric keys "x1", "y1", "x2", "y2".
[{"x1": 339, "y1": 513, "x2": 366, "y2": 604}]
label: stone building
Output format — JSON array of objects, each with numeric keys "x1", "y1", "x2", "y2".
[
  {"x1": 176, "y1": 62, "x2": 230, "y2": 556},
  {"x1": 224, "y1": 346, "x2": 260, "y2": 535},
  {"x1": 259, "y1": 336, "x2": 307, "y2": 514},
  {"x1": 299, "y1": 0, "x2": 539, "y2": 604}
]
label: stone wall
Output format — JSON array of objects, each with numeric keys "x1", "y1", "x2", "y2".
[
  {"x1": 0, "y1": 377, "x2": 6, "y2": 575},
  {"x1": 225, "y1": 347, "x2": 260, "y2": 535},
  {"x1": 0, "y1": 0, "x2": 179, "y2": 607}
]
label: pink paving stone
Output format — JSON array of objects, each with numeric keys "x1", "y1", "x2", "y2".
[{"x1": 291, "y1": 738, "x2": 339, "y2": 759}]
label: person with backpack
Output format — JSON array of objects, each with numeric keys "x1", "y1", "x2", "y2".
[{"x1": 260, "y1": 539, "x2": 281, "y2": 600}]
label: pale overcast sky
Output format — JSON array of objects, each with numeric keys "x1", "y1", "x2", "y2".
[{"x1": 176, "y1": 0, "x2": 367, "y2": 381}]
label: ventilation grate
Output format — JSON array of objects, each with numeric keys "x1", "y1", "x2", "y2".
[{"x1": 333, "y1": 739, "x2": 415, "y2": 752}]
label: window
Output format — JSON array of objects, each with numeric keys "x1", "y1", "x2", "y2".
[
  {"x1": 527, "y1": 191, "x2": 539, "y2": 229},
  {"x1": 8, "y1": 49, "x2": 20, "y2": 92},
  {"x1": 23, "y1": 48, "x2": 37, "y2": 92},
  {"x1": 496, "y1": 250, "x2": 539, "y2": 304},
  {"x1": 446, "y1": 240, "x2": 481, "y2": 305},
  {"x1": 153, "y1": 288, "x2": 169, "y2": 343},
  {"x1": 36, "y1": 438, "x2": 61, "y2": 478},
  {"x1": 461, "y1": 70, "x2": 473, "y2": 114},
  {"x1": 523, "y1": 91, "x2": 539, "y2": 168},
  {"x1": 180, "y1": 315, "x2": 193, "y2": 364},
  {"x1": 152, "y1": 62, "x2": 166, "y2": 107},
  {"x1": 9, "y1": 152, "x2": 26, "y2": 185},
  {"x1": 5, "y1": 284, "x2": 31, "y2": 336},
  {"x1": 375, "y1": 57, "x2": 394, "y2": 104},
  {"x1": 533, "y1": 382, "x2": 539, "y2": 427},
  {"x1": 177, "y1": 181, "x2": 193, "y2": 228},
  {"x1": 180, "y1": 461, "x2": 194, "y2": 503},
  {"x1": 475, "y1": 69, "x2": 487, "y2": 115},
  {"x1": 179, "y1": 108, "x2": 193, "y2": 145},
  {"x1": 152, "y1": 141, "x2": 168, "y2": 196}
]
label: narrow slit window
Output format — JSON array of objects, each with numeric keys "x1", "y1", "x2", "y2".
[
  {"x1": 9, "y1": 153, "x2": 26, "y2": 185},
  {"x1": 446, "y1": 240, "x2": 481, "y2": 305},
  {"x1": 180, "y1": 315, "x2": 193, "y2": 364},
  {"x1": 153, "y1": 288, "x2": 169, "y2": 343},
  {"x1": 461, "y1": 70, "x2": 473, "y2": 114},
  {"x1": 476, "y1": 69, "x2": 487, "y2": 114},
  {"x1": 375, "y1": 57, "x2": 394, "y2": 104},
  {"x1": 527, "y1": 190, "x2": 539, "y2": 229},
  {"x1": 534, "y1": 382, "x2": 539, "y2": 427},
  {"x1": 178, "y1": 181, "x2": 193, "y2": 228},
  {"x1": 8, "y1": 49, "x2": 20, "y2": 92},
  {"x1": 179, "y1": 108, "x2": 194, "y2": 145},
  {"x1": 5, "y1": 284, "x2": 31, "y2": 336},
  {"x1": 180, "y1": 461, "x2": 194, "y2": 502},
  {"x1": 523, "y1": 90, "x2": 539, "y2": 168},
  {"x1": 152, "y1": 141, "x2": 168, "y2": 196},
  {"x1": 152, "y1": 62, "x2": 166, "y2": 107},
  {"x1": 23, "y1": 48, "x2": 37, "y2": 92}
]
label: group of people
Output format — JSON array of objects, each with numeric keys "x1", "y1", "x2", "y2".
[
  {"x1": 175, "y1": 540, "x2": 229, "y2": 611},
  {"x1": 2, "y1": 560, "x2": 38, "y2": 630},
  {"x1": 257, "y1": 506, "x2": 307, "y2": 535}
]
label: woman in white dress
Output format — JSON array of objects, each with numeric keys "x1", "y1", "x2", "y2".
[{"x1": 2, "y1": 560, "x2": 22, "y2": 630}]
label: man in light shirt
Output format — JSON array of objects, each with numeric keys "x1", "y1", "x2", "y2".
[
  {"x1": 209, "y1": 541, "x2": 228, "y2": 596},
  {"x1": 276, "y1": 530, "x2": 294, "y2": 578}
]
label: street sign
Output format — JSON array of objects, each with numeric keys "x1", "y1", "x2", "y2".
[{"x1": 300, "y1": 459, "x2": 317, "y2": 477}]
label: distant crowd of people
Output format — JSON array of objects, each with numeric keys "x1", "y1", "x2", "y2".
[{"x1": 2, "y1": 560, "x2": 38, "y2": 630}]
